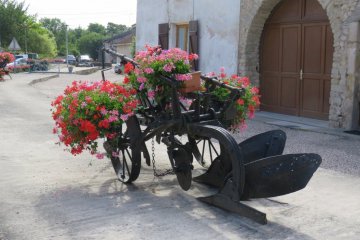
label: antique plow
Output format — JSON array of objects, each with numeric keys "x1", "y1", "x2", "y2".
[{"x1": 101, "y1": 47, "x2": 321, "y2": 224}]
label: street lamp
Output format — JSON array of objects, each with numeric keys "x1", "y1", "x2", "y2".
[{"x1": 66, "y1": 25, "x2": 69, "y2": 68}]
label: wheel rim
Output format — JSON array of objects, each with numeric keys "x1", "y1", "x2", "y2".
[
  {"x1": 106, "y1": 117, "x2": 142, "y2": 184},
  {"x1": 188, "y1": 136, "x2": 221, "y2": 168},
  {"x1": 111, "y1": 140, "x2": 136, "y2": 183}
]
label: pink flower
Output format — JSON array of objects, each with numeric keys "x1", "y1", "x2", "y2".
[
  {"x1": 206, "y1": 72, "x2": 216, "y2": 77},
  {"x1": 120, "y1": 114, "x2": 129, "y2": 121},
  {"x1": 163, "y1": 63, "x2": 174, "y2": 72},
  {"x1": 100, "y1": 108, "x2": 108, "y2": 115},
  {"x1": 96, "y1": 153, "x2": 105, "y2": 159},
  {"x1": 81, "y1": 102, "x2": 87, "y2": 108},
  {"x1": 175, "y1": 74, "x2": 192, "y2": 81},
  {"x1": 137, "y1": 76, "x2": 147, "y2": 83},
  {"x1": 108, "y1": 115, "x2": 118, "y2": 122},
  {"x1": 139, "y1": 83, "x2": 145, "y2": 91},
  {"x1": 144, "y1": 68, "x2": 154, "y2": 74},
  {"x1": 147, "y1": 90, "x2": 155, "y2": 99}
]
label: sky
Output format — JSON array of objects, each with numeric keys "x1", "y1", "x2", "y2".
[{"x1": 26, "y1": 0, "x2": 137, "y2": 29}]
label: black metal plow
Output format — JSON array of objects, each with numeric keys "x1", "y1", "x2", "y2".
[
  {"x1": 190, "y1": 128, "x2": 321, "y2": 224},
  {"x1": 101, "y1": 47, "x2": 322, "y2": 225}
]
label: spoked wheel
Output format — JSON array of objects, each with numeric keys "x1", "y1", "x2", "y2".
[
  {"x1": 188, "y1": 136, "x2": 221, "y2": 168},
  {"x1": 188, "y1": 124, "x2": 245, "y2": 195},
  {"x1": 104, "y1": 116, "x2": 142, "y2": 183}
]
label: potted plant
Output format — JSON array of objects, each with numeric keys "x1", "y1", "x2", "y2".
[
  {"x1": 205, "y1": 68, "x2": 261, "y2": 131},
  {"x1": 124, "y1": 45, "x2": 199, "y2": 103},
  {"x1": 51, "y1": 80, "x2": 138, "y2": 157},
  {"x1": 0, "y1": 52, "x2": 15, "y2": 80}
]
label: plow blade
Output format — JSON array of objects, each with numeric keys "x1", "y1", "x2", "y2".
[
  {"x1": 239, "y1": 130, "x2": 286, "y2": 164},
  {"x1": 242, "y1": 153, "x2": 322, "y2": 199},
  {"x1": 198, "y1": 193, "x2": 267, "y2": 225},
  {"x1": 193, "y1": 130, "x2": 287, "y2": 188}
]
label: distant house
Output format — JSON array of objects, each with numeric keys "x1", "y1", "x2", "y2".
[
  {"x1": 136, "y1": 0, "x2": 360, "y2": 130},
  {"x1": 103, "y1": 27, "x2": 136, "y2": 63}
]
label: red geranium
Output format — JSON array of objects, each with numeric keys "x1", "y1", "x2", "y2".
[{"x1": 51, "y1": 80, "x2": 138, "y2": 156}]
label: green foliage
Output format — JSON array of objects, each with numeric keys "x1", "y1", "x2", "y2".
[
  {"x1": 78, "y1": 32, "x2": 104, "y2": 60},
  {"x1": 87, "y1": 23, "x2": 106, "y2": 35},
  {"x1": 27, "y1": 26, "x2": 57, "y2": 57},
  {"x1": 0, "y1": 0, "x2": 29, "y2": 48},
  {"x1": 106, "y1": 22, "x2": 128, "y2": 36},
  {"x1": 40, "y1": 17, "x2": 67, "y2": 54},
  {"x1": 0, "y1": 1, "x2": 132, "y2": 57}
]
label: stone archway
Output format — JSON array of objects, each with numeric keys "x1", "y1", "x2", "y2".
[
  {"x1": 238, "y1": 0, "x2": 360, "y2": 128},
  {"x1": 260, "y1": 0, "x2": 333, "y2": 120}
]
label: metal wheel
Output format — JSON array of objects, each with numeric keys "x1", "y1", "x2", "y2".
[
  {"x1": 188, "y1": 135, "x2": 221, "y2": 168},
  {"x1": 104, "y1": 116, "x2": 142, "y2": 183},
  {"x1": 188, "y1": 124, "x2": 245, "y2": 197}
]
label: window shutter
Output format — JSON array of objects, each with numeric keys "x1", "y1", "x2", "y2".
[
  {"x1": 189, "y1": 20, "x2": 199, "y2": 71},
  {"x1": 158, "y1": 23, "x2": 169, "y2": 50}
]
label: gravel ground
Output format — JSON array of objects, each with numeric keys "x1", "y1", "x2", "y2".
[{"x1": 0, "y1": 71, "x2": 359, "y2": 239}]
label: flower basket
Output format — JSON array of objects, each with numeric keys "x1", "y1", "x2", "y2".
[
  {"x1": 180, "y1": 71, "x2": 201, "y2": 93},
  {"x1": 124, "y1": 45, "x2": 199, "y2": 103}
]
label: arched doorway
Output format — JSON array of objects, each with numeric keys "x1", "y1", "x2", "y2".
[{"x1": 260, "y1": 0, "x2": 333, "y2": 120}]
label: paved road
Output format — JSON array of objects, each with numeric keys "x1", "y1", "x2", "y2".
[{"x1": 0, "y1": 71, "x2": 360, "y2": 239}]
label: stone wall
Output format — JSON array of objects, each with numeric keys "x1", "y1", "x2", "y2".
[{"x1": 239, "y1": 0, "x2": 360, "y2": 129}]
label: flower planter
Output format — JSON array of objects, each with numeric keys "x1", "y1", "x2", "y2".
[{"x1": 180, "y1": 71, "x2": 201, "y2": 93}]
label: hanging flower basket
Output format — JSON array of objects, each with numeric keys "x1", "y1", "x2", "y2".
[{"x1": 124, "y1": 45, "x2": 199, "y2": 103}]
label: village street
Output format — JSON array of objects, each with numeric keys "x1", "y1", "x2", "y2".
[{"x1": 0, "y1": 71, "x2": 360, "y2": 240}]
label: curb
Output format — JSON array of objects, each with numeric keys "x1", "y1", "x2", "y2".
[
  {"x1": 253, "y1": 115, "x2": 360, "y2": 141},
  {"x1": 28, "y1": 74, "x2": 59, "y2": 85}
]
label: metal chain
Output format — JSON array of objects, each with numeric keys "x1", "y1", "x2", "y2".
[{"x1": 151, "y1": 138, "x2": 174, "y2": 177}]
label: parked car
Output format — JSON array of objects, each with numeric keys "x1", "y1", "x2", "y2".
[
  {"x1": 114, "y1": 63, "x2": 123, "y2": 74},
  {"x1": 67, "y1": 55, "x2": 76, "y2": 65},
  {"x1": 76, "y1": 55, "x2": 93, "y2": 67},
  {"x1": 6, "y1": 58, "x2": 28, "y2": 68}
]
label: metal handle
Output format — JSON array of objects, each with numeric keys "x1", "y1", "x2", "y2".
[{"x1": 300, "y1": 69, "x2": 303, "y2": 81}]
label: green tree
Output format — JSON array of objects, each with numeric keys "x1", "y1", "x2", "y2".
[
  {"x1": 27, "y1": 25, "x2": 57, "y2": 57},
  {"x1": 106, "y1": 22, "x2": 128, "y2": 36},
  {"x1": 0, "y1": 0, "x2": 29, "y2": 49},
  {"x1": 39, "y1": 17, "x2": 67, "y2": 54},
  {"x1": 78, "y1": 32, "x2": 104, "y2": 60},
  {"x1": 87, "y1": 23, "x2": 106, "y2": 35}
]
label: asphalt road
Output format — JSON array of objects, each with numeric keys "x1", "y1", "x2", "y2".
[{"x1": 0, "y1": 71, "x2": 359, "y2": 239}]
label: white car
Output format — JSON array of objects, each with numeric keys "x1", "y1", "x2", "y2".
[{"x1": 6, "y1": 58, "x2": 28, "y2": 68}]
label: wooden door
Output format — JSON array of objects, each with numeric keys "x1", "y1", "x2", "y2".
[{"x1": 260, "y1": 0, "x2": 333, "y2": 120}]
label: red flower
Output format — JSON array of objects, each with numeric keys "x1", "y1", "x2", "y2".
[
  {"x1": 124, "y1": 62, "x2": 134, "y2": 74},
  {"x1": 123, "y1": 77, "x2": 130, "y2": 84},
  {"x1": 237, "y1": 99, "x2": 245, "y2": 105}
]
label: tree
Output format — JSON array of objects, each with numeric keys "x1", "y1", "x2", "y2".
[
  {"x1": 0, "y1": 0, "x2": 29, "y2": 48},
  {"x1": 78, "y1": 32, "x2": 104, "y2": 60},
  {"x1": 0, "y1": 1, "x2": 57, "y2": 57},
  {"x1": 87, "y1": 23, "x2": 106, "y2": 35},
  {"x1": 27, "y1": 26, "x2": 57, "y2": 57},
  {"x1": 106, "y1": 22, "x2": 128, "y2": 36},
  {"x1": 40, "y1": 17, "x2": 67, "y2": 54}
]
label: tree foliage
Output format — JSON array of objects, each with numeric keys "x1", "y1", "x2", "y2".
[
  {"x1": 0, "y1": 0, "x2": 132, "y2": 58},
  {"x1": 106, "y1": 22, "x2": 128, "y2": 37},
  {"x1": 78, "y1": 32, "x2": 104, "y2": 60},
  {"x1": 0, "y1": 0, "x2": 57, "y2": 57}
]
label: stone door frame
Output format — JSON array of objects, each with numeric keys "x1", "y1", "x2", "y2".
[{"x1": 238, "y1": 0, "x2": 360, "y2": 129}]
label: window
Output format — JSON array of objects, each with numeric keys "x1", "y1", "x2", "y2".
[{"x1": 176, "y1": 24, "x2": 189, "y2": 51}]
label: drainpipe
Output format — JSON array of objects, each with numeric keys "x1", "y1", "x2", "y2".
[{"x1": 347, "y1": 22, "x2": 360, "y2": 129}]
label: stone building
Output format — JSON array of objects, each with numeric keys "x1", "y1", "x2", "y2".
[{"x1": 136, "y1": 0, "x2": 360, "y2": 130}]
